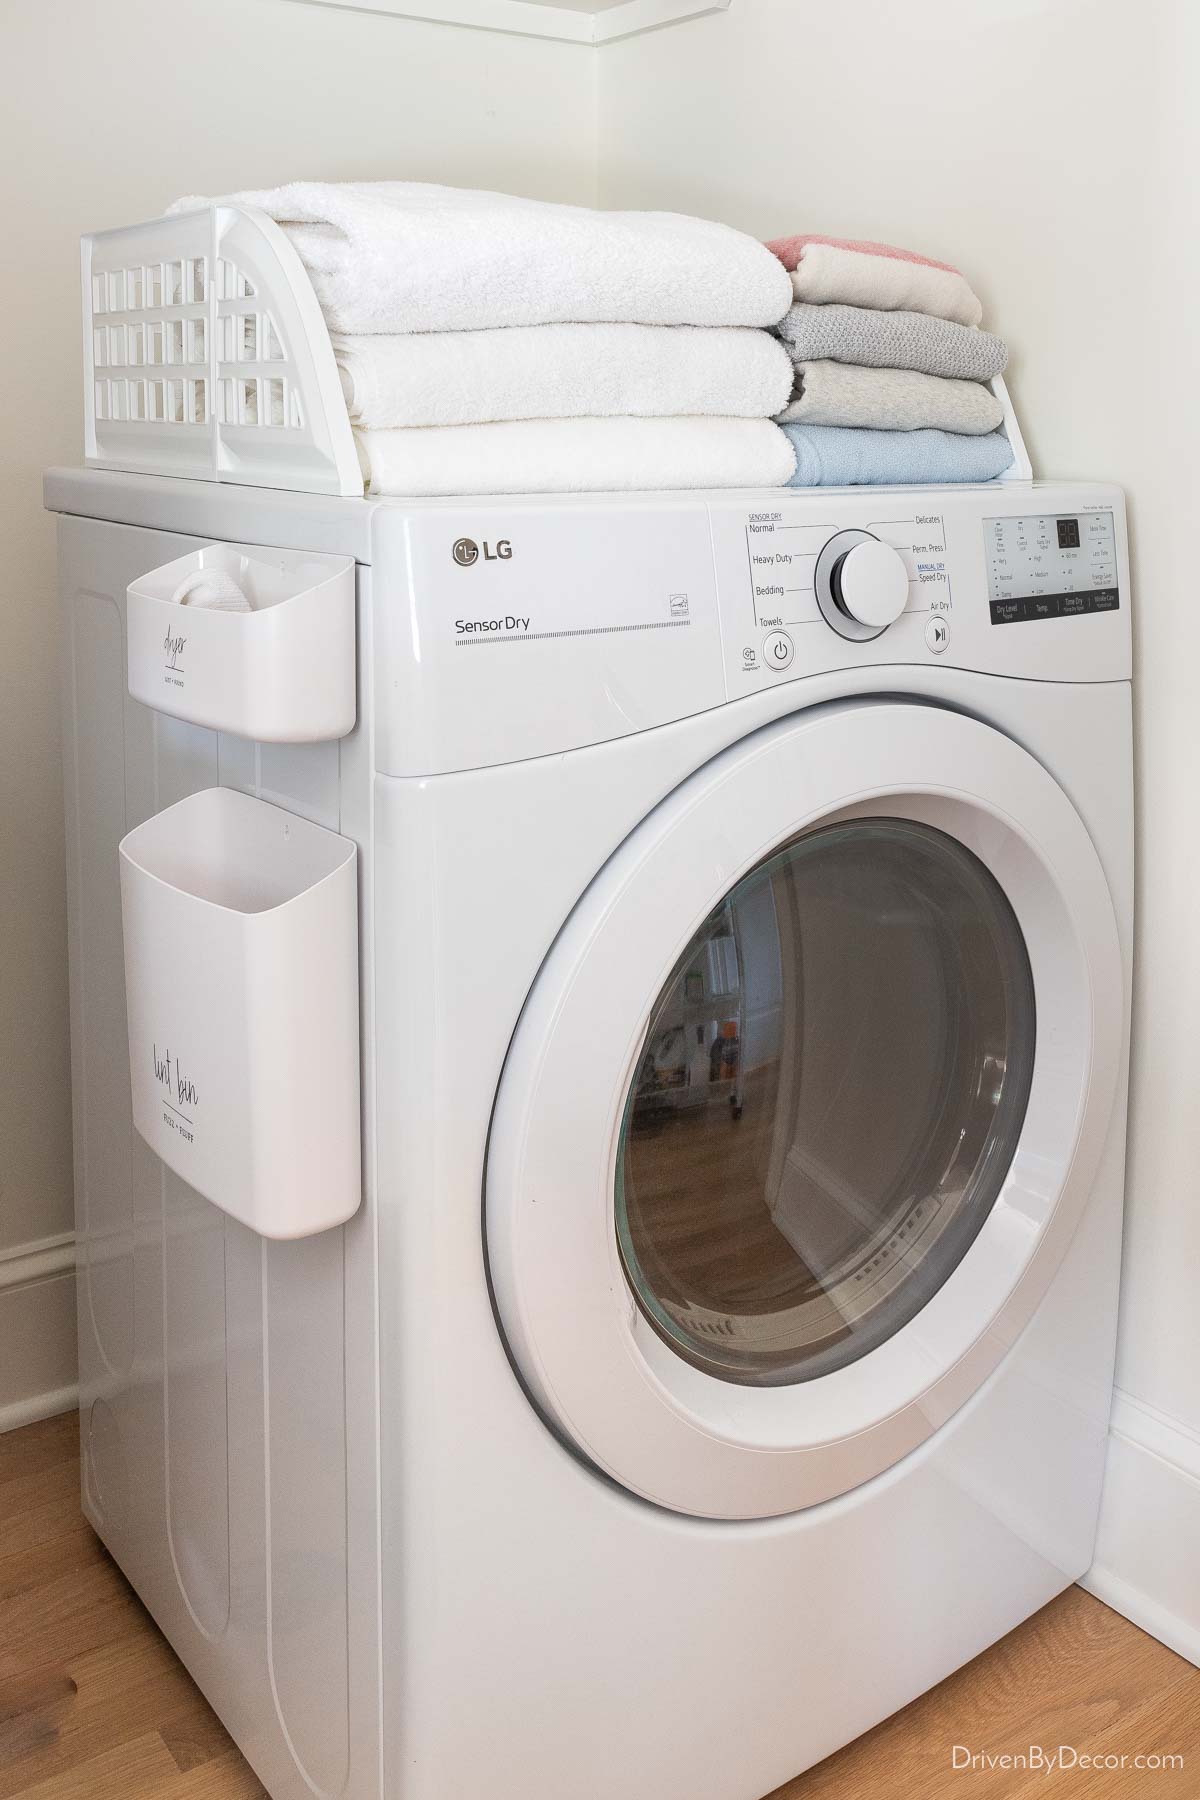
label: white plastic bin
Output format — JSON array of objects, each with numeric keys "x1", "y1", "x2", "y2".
[
  {"x1": 126, "y1": 542, "x2": 355, "y2": 742},
  {"x1": 119, "y1": 787, "x2": 361, "y2": 1238}
]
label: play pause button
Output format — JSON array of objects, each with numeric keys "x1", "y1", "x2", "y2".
[{"x1": 925, "y1": 617, "x2": 950, "y2": 655}]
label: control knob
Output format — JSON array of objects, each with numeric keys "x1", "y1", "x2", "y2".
[{"x1": 815, "y1": 530, "x2": 911, "y2": 640}]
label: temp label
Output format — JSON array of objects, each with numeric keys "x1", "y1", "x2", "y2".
[{"x1": 985, "y1": 510, "x2": 1119, "y2": 624}]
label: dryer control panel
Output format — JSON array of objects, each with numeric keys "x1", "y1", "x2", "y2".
[
  {"x1": 705, "y1": 482, "x2": 1129, "y2": 697},
  {"x1": 984, "y1": 510, "x2": 1119, "y2": 625},
  {"x1": 370, "y1": 480, "x2": 1130, "y2": 776},
  {"x1": 710, "y1": 501, "x2": 952, "y2": 682}
]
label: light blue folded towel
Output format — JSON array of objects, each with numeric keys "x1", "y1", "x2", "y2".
[{"x1": 783, "y1": 423, "x2": 1014, "y2": 487}]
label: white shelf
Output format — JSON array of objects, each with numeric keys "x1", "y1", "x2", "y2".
[{"x1": 288, "y1": 0, "x2": 730, "y2": 44}]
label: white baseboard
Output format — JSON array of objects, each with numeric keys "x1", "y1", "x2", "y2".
[
  {"x1": 0, "y1": 1231, "x2": 76, "y2": 1292},
  {"x1": 1082, "y1": 1388, "x2": 1200, "y2": 1667},
  {"x1": 0, "y1": 1232, "x2": 80, "y2": 1436},
  {"x1": 0, "y1": 1382, "x2": 79, "y2": 1435}
]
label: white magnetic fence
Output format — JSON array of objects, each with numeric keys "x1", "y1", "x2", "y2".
[{"x1": 83, "y1": 206, "x2": 363, "y2": 496}]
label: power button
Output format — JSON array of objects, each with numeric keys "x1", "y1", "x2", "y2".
[{"x1": 762, "y1": 630, "x2": 794, "y2": 672}]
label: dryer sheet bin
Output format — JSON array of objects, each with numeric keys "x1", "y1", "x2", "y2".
[
  {"x1": 119, "y1": 786, "x2": 361, "y2": 1239},
  {"x1": 126, "y1": 542, "x2": 355, "y2": 741}
]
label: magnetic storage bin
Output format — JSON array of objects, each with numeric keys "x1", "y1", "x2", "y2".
[
  {"x1": 126, "y1": 542, "x2": 355, "y2": 741},
  {"x1": 119, "y1": 787, "x2": 361, "y2": 1239}
]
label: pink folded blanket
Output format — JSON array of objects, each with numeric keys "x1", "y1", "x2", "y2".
[
  {"x1": 766, "y1": 233, "x2": 983, "y2": 328},
  {"x1": 768, "y1": 233, "x2": 959, "y2": 273}
]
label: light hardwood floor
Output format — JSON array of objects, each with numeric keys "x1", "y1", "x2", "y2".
[{"x1": 2, "y1": 1412, "x2": 1197, "y2": 1798}]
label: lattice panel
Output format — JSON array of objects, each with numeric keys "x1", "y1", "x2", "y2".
[{"x1": 82, "y1": 207, "x2": 362, "y2": 495}]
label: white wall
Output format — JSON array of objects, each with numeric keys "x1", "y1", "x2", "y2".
[
  {"x1": 599, "y1": 0, "x2": 1200, "y2": 1659},
  {"x1": 0, "y1": 0, "x2": 595, "y2": 1429}
]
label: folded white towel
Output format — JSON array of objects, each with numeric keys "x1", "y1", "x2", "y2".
[
  {"x1": 788, "y1": 242, "x2": 983, "y2": 327},
  {"x1": 354, "y1": 417, "x2": 796, "y2": 496},
  {"x1": 333, "y1": 323, "x2": 793, "y2": 429},
  {"x1": 168, "y1": 182, "x2": 794, "y2": 334}
]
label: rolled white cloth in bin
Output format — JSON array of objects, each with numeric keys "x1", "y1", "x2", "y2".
[
  {"x1": 171, "y1": 570, "x2": 253, "y2": 613},
  {"x1": 354, "y1": 415, "x2": 797, "y2": 496},
  {"x1": 333, "y1": 322, "x2": 794, "y2": 429}
]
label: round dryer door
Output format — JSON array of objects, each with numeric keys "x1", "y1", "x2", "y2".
[{"x1": 485, "y1": 702, "x2": 1123, "y2": 1520}]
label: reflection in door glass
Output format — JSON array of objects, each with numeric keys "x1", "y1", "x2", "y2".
[{"x1": 615, "y1": 819, "x2": 1036, "y2": 1386}]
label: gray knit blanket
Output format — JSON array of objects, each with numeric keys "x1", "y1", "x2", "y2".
[{"x1": 777, "y1": 302, "x2": 1008, "y2": 382}]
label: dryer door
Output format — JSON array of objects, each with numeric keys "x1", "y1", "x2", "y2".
[{"x1": 485, "y1": 702, "x2": 1123, "y2": 1519}]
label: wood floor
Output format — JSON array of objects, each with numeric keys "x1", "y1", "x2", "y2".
[{"x1": 3, "y1": 1414, "x2": 1198, "y2": 1799}]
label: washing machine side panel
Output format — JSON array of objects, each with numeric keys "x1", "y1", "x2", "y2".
[
  {"x1": 59, "y1": 513, "x2": 210, "y2": 1598},
  {"x1": 53, "y1": 512, "x2": 380, "y2": 1800}
]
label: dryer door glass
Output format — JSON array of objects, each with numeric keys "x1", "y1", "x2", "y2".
[{"x1": 615, "y1": 817, "x2": 1036, "y2": 1387}]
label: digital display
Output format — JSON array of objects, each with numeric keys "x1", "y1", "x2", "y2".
[{"x1": 985, "y1": 509, "x2": 1119, "y2": 626}]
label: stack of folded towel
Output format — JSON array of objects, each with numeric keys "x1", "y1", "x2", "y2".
[
  {"x1": 170, "y1": 182, "x2": 798, "y2": 494},
  {"x1": 766, "y1": 234, "x2": 1015, "y2": 486}
]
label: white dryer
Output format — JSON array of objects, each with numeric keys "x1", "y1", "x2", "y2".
[{"x1": 48, "y1": 471, "x2": 1132, "y2": 1800}]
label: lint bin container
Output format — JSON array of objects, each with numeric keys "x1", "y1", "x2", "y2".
[{"x1": 119, "y1": 786, "x2": 360, "y2": 1238}]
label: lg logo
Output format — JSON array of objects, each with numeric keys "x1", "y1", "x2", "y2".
[{"x1": 452, "y1": 537, "x2": 512, "y2": 566}]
